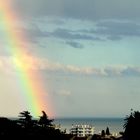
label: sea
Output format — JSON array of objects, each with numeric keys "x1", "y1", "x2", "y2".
[{"x1": 53, "y1": 118, "x2": 124, "y2": 135}]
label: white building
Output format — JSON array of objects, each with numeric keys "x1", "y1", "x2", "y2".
[{"x1": 70, "y1": 124, "x2": 94, "y2": 137}]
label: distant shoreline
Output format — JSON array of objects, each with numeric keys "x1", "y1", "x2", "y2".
[{"x1": 53, "y1": 117, "x2": 124, "y2": 134}]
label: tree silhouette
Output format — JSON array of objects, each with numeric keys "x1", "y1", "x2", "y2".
[
  {"x1": 18, "y1": 111, "x2": 34, "y2": 129},
  {"x1": 101, "y1": 130, "x2": 105, "y2": 137},
  {"x1": 106, "y1": 127, "x2": 110, "y2": 135},
  {"x1": 123, "y1": 110, "x2": 140, "y2": 140},
  {"x1": 0, "y1": 117, "x2": 22, "y2": 137},
  {"x1": 91, "y1": 134, "x2": 100, "y2": 140},
  {"x1": 0, "y1": 111, "x2": 71, "y2": 139},
  {"x1": 38, "y1": 111, "x2": 53, "y2": 128}
]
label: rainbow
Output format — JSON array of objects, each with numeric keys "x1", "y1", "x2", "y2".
[{"x1": 0, "y1": 1, "x2": 53, "y2": 117}]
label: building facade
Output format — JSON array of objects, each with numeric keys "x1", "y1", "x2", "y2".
[{"x1": 70, "y1": 124, "x2": 94, "y2": 137}]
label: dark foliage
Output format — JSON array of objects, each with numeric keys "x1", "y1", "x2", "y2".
[
  {"x1": 91, "y1": 134, "x2": 117, "y2": 140},
  {"x1": 38, "y1": 111, "x2": 53, "y2": 127},
  {"x1": 18, "y1": 111, "x2": 35, "y2": 129},
  {"x1": 101, "y1": 130, "x2": 105, "y2": 137},
  {"x1": 106, "y1": 127, "x2": 110, "y2": 135},
  {"x1": 0, "y1": 111, "x2": 69, "y2": 140},
  {"x1": 123, "y1": 110, "x2": 140, "y2": 140}
]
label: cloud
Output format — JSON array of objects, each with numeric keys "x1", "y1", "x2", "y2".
[
  {"x1": 13, "y1": 0, "x2": 140, "y2": 21},
  {"x1": 65, "y1": 41, "x2": 83, "y2": 48},
  {"x1": 56, "y1": 90, "x2": 71, "y2": 96},
  {"x1": 0, "y1": 55, "x2": 50, "y2": 72},
  {"x1": 48, "y1": 28, "x2": 98, "y2": 40},
  {"x1": 104, "y1": 66, "x2": 140, "y2": 76},
  {"x1": 47, "y1": 18, "x2": 66, "y2": 25},
  {"x1": 14, "y1": 20, "x2": 100, "y2": 45},
  {"x1": 80, "y1": 20, "x2": 140, "y2": 41},
  {"x1": 107, "y1": 35, "x2": 122, "y2": 41},
  {"x1": 122, "y1": 67, "x2": 140, "y2": 76},
  {"x1": 47, "y1": 20, "x2": 140, "y2": 42},
  {"x1": 15, "y1": 15, "x2": 140, "y2": 45},
  {"x1": 1, "y1": 55, "x2": 140, "y2": 77},
  {"x1": 0, "y1": 55, "x2": 104, "y2": 76},
  {"x1": 104, "y1": 66, "x2": 125, "y2": 76},
  {"x1": 65, "y1": 65, "x2": 104, "y2": 76},
  {"x1": 96, "y1": 20, "x2": 140, "y2": 39},
  {"x1": 15, "y1": 24, "x2": 48, "y2": 43}
]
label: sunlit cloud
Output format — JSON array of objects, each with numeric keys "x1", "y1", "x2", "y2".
[
  {"x1": 56, "y1": 89, "x2": 71, "y2": 96},
  {"x1": 1, "y1": 55, "x2": 140, "y2": 77}
]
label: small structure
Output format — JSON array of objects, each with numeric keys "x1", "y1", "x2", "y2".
[{"x1": 70, "y1": 124, "x2": 94, "y2": 137}]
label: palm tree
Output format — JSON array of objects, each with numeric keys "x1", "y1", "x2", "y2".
[
  {"x1": 123, "y1": 110, "x2": 140, "y2": 140},
  {"x1": 38, "y1": 111, "x2": 53, "y2": 128}
]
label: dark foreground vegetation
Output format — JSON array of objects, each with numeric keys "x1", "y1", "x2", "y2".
[
  {"x1": 0, "y1": 111, "x2": 71, "y2": 139},
  {"x1": 0, "y1": 110, "x2": 140, "y2": 140},
  {"x1": 91, "y1": 110, "x2": 140, "y2": 140}
]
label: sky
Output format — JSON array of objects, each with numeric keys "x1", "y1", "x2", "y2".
[{"x1": 1, "y1": 0, "x2": 140, "y2": 118}]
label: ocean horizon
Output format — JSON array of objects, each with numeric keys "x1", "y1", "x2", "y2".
[{"x1": 53, "y1": 117, "x2": 124, "y2": 135}]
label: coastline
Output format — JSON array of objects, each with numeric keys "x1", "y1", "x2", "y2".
[{"x1": 53, "y1": 117, "x2": 124, "y2": 135}]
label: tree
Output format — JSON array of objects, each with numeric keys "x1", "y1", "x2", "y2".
[
  {"x1": 106, "y1": 127, "x2": 110, "y2": 135},
  {"x1": 91, "y1": 134, "x2": 100, "y2": 140},
  {"x1": 38, "y1": 111, "x2": 53, "y2": 128},
  {"x1": 0, "y1": 117, "x2": 21, "y2": 137},
  {"x1": 123, "y1": 110, "x2": 140, "y2": 140},
  {"x1": 101, "y1": 130, "x2": 105, "y2": 137},
  {"x1": 18, "y1": 111, "x2": 34, "y2": 129}
]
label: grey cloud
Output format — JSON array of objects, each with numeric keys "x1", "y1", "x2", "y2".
[
  {"x1": 48, "y1": 28, "x2": 100, "y2": 40},
  {"x1": 104, "y1": 66, "x2": 140, "y2": 77},
  {"x1": 14, "y1": 0, "x2": 140, "y2": 20},
  {"x1": 50, "y1": 28, "x2": 94, "y2": 40},
  {"x1": 65, "y1": 41, "x2": 83, "y2": 48},
  {"x1": 96, "y1": 21, "x2": 140, "y2": 36},
  {"x1": 122, "y1": 67, "x2": 140, "y2": 76},
  {"x1": 32, "y1": 19, "x2": 140, "y2": 41},
  {"x1": 81, "y1": 20, "x2": 140, "y2": 40},
  {"x1": 18, "y1": 22, "x2": 101, "y2": 43},
  {"x1": 48, "y1": 19, "x2": 66, "y2": 25},
  {"x1": 46, "y1": 65, "x2": 140, "y2": 77},
  {"x1": 35, "y1": 17, "x2": 66, "y2": 25},
  {"x1": 25, "y1": 24, "x2": 48, "y2": 38},
  {"x1": 104, "y1": 67, "x2": 123, "y2": 76},
  {"x1": 17, "y1": 17, "x2": 140, "y2": 44},
  {"x1": 15, "y1": 25, "x2": 48, "y2": 43},
  {"x1": 107, "y1": 35, "x2": 122, "y2": 41}
]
